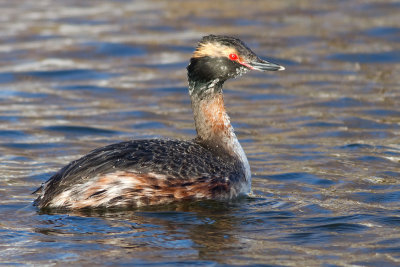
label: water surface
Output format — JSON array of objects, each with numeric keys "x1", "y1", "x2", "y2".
[{"x1": 0, "y1": 0, "x2": 399, "y2": 266}]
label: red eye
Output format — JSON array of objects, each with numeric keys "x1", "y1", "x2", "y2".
[{"x1": 229, "y1": 53, "x2": 238, "y2": 60}]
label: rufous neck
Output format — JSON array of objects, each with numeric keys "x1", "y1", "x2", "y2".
[
  {"x1": 189, "y1": 80, "x2": 237, "y2": 156},
  {"x1": 188, "y1": 79, "x2": 251, "y2": 191}
]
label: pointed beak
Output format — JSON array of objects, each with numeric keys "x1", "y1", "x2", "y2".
[{"x1": 248, "y1": 58, "x2": 285, "y2": 71}]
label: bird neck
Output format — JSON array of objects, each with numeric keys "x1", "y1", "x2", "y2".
[
  {"x1": 189, "y1": 79, "x2": 248, "y2": 163},
  {"x1": 188, "y1": 77, "x2": 251, "y2": 194}
]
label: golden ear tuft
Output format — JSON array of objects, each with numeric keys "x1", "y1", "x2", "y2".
[{"x1": 192, "y1": 42, "x2": 238, "y2": 59}]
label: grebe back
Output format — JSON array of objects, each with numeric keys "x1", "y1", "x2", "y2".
[{"x1": 34, "y1": 35, "x2": 285, "y2": 209}]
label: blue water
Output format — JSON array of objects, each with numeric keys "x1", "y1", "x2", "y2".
[{"x1": 0, "y1": 0, "x2": 399, "y2": 266}]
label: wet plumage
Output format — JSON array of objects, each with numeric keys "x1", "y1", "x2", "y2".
[
  {"x1": 34, "y1": 35, "x2": 284, "y2": 209},
  {"x1": 35, "y1": 139, "x2": 244, "y2": 208}
]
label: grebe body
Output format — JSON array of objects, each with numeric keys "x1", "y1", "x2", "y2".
[{"x1": 34, "y1": 35, "x2": 284, "y2": 209}]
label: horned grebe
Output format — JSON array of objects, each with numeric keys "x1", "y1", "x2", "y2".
[{"x1": 34, "y1": 35, "x2": 285, "y2": 209}]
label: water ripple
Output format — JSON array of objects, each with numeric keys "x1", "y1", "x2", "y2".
[
  {"x1": 328, "y1": 51, "x2": 400, "y2": 63},
  {"x1": 263, "y1": 172, "x2": 335, "y2": 186},
  {"x1": 1, "y1": 0, "x2": 400, "y2": 266}
]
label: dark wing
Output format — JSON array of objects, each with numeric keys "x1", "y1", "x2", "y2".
[{"x1": 34, "y1": 139, "x2": 242, "y2": 206}]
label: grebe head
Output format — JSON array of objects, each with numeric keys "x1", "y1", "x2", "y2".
[{"x1": 187, "y1": 35, "x2": 285, "y2": 88}]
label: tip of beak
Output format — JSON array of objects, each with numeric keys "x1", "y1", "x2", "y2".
[{"x1": 248, "y1": 59, "x2": 286, "y2": 72}]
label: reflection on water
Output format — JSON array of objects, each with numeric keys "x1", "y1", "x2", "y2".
[
  {"x1": 0, "y1": 0, "x2": 399, "y2": 266},
  {"x1": 34, "y1": 201, "x2": 245, "y2": 264}
]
